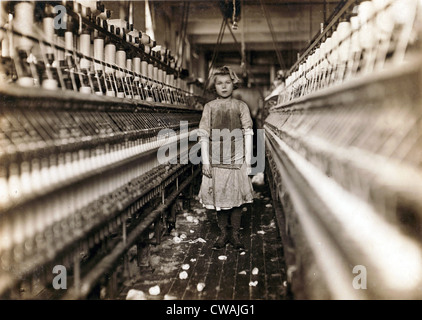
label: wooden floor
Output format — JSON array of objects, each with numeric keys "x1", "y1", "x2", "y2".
[{"x1": 118, "y1": 181, "x2": 290, "y2": 300}]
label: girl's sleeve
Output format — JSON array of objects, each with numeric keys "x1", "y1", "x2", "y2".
[
  {"x1": 239, "y1": 101, "x2": 254, "y2": 136},
  {"x1": 198, "y1": 103, "x2": 211, "y2": 141}
]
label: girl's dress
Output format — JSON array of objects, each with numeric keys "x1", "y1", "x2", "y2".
[{"x1": 197, "y1": 97, "x2": 254, "y2": 211}]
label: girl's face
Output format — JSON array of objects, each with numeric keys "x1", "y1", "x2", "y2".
[{"x1": 215, "y1": 75, "x2": 234, "y2": 98}]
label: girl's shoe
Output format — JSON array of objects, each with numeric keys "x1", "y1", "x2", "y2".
[
  {"x1": 230, "y1": 232, "x2": 245, "y2": 250},
  {"x1": 213, "y1": 232, "x2": 229, "y2": 249}
]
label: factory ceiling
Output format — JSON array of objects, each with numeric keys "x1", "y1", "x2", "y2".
[
  {"x1": 179, "y1": 0, "x2": 343, "y2": 88},
  {"x1": 109, "y1": 0, "x2": 344, "y2": 89}
]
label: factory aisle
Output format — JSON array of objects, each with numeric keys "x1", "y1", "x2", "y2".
[{"x1": 118, "y1": 177, "x2": 291, "y2": 300}]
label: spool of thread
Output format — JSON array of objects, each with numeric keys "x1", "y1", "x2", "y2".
[
  {"x1": 324, "y1": 37, "x2": 332, "y2": 58},
  {"x1": 153, "y1": 65, "x2": 158, "y2": 86},
  {"x1": 73, "y1": 1, "x2": 81, "y2": 16},
  {"x1": 105, "y1": 43, "x2": 116, "y2": 74},
  {"x1": 165, "y1": 73, "x2": 171, "y2": 86},
  {"x1": 77, "y1": 0, "x2": 100, "y2": 14},
  {"x1": 17, "y1": 77, "x2": 34, "y2": 87},
  {"x1": 14, "y1": 1, "x2": 34, "y2": 51},
  {"x1": 65, "y1": 31, "x2": 74, "y2": 56},
  {"x1": 42, "y1": 78, "x2": 58, "y2": 90},
  {"x1": 133, "y1": 57, "x2": 141, "y2": 81},
  {"x1": 126, "y1": 58, "x2": 132, "y2": 74},
  {"x1": 358, "y1": 1, "x2": 375, "y2": 50},
  {"x1": 372, "y1": 0, "x2": 394, "y2": 39},
  {"x1": 107, "y1": 18, "x2": 129, "y2": 37},
  {"x1": 1, "y1": 37, "x2": 10, "y2": 58},
  {"x1": 80, "y1": 86, "x2": 91, "y2": 94},
  {"x1": 392, "y1": 0, "x2": 415, "y2": 25},
  {"x1": 116, "y1": 49, "x2": 126, "y2": 78},
  {"x1": 140, "y1": 32, "x2": 150, "y2": 45},
  {"x1": 8, "y1": 163, "x2": 21, "y2": 200},
  {"x1": 80, "y1": 32, "x2": 92, "y2": 70},
  {"x1": 80, "y1": 4, "x2": 90, "y2": 18},
  {"x1": 350, "y1": 16, "x2": 360, "y2": 53},
  {"x1": 147, "y1": 63, "x2": 154, "y2": 83},
  {"x1": 337, "y1": 21, "x2": 351, "y2": 62},
  {"x1": 171, "y1": 74, "x2": 176, "y2": 88},
  {"x1": 329, "y1": 31, "x2": 339, "y2": 65},
  {"x1": 162, "y1": 69, "x2": 167, "y2": 83},
  {"x1": 94, "y1": 37, "x2": 104, "y2": 71},
  {"x1": 107, "y1": 19, "x2": 128, "y2": 30},
  {"x1": 158, "y1": 68, "x2": 163, "y2": 85},
  {"x1": 43, "y1": 17, "x2": 55, "y2": 55},
  {"x1": 319, "y1": 41, "x2": 327, "y2": 71},
  {"x1": 153, "y1": 45, "x2": 161, "y2": 54},
  {"x1": 141, "y1": 60, "x2": 148, "y2": 84},
  {"x1": 56, "y1": 35, "x2": 65, "y2": 62},
  {"x1": 309, "y1": 51, "x2": 316, "y2": 73},
  {"x1": 129, "y1": 30, "x2": 141, "y2": 46}
]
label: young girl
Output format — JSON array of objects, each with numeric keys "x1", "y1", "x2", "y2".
[{"x1": 197, "y1": 66, "x2": 254, "y2": 250}]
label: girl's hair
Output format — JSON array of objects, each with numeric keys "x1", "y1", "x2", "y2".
[{"x1": 207, "y1": 66, "x2": 241, "y2": 91}]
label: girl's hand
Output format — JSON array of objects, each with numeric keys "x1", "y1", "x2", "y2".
[{"x1": 202, "y1": 164, "x2": 212, "y2": 178}]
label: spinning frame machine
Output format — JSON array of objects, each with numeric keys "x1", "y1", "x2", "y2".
[
  {"x1": 264, "y1": 0, "x2": 422, "y2": 299},
  {"x1": 0, "y1": 0, "x2": 203, "y2": 299}
]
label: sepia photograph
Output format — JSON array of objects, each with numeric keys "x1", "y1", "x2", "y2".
[{"x1": 0, "y1": 0, "x2": 421, "y2": 310}]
